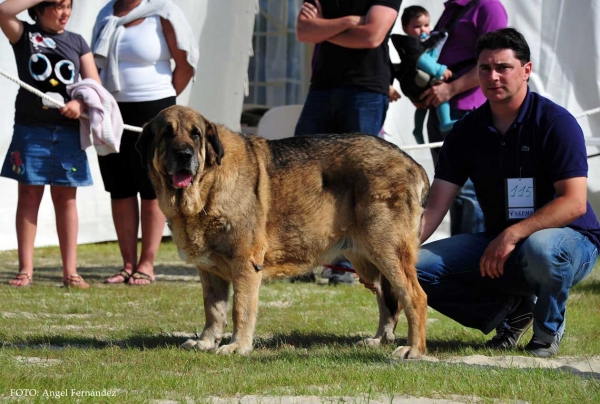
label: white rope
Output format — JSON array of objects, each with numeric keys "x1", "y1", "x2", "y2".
[
  {"x1": 574, "y1": 106, "x2": 600, "y2": 119},
  {"x1": 0, "y1": 67, "x2": 142, "y2": 133},
  {"x1": 400, "y1": 141, "x2": 444, "y2": 151},
  {"x1": 2, "y1": 66, "x2": 600, "y2": 143}
]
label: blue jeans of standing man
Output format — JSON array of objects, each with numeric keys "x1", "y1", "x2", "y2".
[
  {"x1": 294, "y1": 88, "x2": 389, "y2": 136},
  {"x1": 295, "y1": 87, "x2": 389, "y2": 282},
  {"x1": 427, "y1": 108, "x2": 485, "y2": 235},
  {"x1": 417, "y1": 229, "x2": 598, "y2": 343}
]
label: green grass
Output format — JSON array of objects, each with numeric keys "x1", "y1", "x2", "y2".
[{"x1": 0, "y1": 239, "x2": 599, "y2": 403}]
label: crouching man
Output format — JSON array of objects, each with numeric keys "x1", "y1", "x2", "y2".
[{"x1": 417, "y1": 27, "x2": 600, "y2": 357}]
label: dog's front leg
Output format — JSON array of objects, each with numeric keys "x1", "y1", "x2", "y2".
[
  {"x1": 216, "y1": 263, "x2": 262, "y2": 355},
  {"x1": 181, "y1": 270, "x2": 229, "y2": 351}
]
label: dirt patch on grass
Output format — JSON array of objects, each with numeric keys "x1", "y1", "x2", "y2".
[{"x1": 421, "y1": 354, "x2": 600, "y2": 378}]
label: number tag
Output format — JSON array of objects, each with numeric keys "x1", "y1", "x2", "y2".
[{"x1": 506, "y1": 178, "x2": 535, "y2": 219}]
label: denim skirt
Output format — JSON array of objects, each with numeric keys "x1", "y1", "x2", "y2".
[{"x1": 1, "y1": 123, "x2": 92, "y2": 187}]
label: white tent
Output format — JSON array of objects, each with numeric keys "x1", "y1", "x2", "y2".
[{"x1": 0, "y1": 0, "x2": 599, "y2": 250}]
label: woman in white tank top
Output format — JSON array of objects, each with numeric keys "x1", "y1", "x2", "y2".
[
  {"x1": 92, "y1": 0, "x2": 196, "y2": 286},
  {"x1": 115, "y1": 15, "x2": 176, "y2": 102}
]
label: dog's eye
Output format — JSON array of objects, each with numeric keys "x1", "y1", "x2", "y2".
[
  {"x1": 164, "y1": 124, "x2": 175, "y2": 138},
  {"x1": 191, "y1": 128, "x2": 201, "y2": 139}
]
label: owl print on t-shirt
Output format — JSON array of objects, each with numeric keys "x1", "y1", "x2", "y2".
[{"x1": 28, "y1": 31, "x2": 75, "y2": 108}]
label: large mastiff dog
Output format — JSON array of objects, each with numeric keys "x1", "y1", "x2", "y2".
[{"x1": 138, "y1": 106, "x2": 430, "y2": 359}]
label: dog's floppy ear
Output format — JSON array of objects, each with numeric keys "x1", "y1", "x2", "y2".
[
  {"x1": 205, "y1": 121, "x2": 224, "y2": 166},
  {"x1": 136, "y1": 121, "x2": 157, "y2": 168}
]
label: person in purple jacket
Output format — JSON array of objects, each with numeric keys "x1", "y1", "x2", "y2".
[
  {"x1": 418, "y1": 0, "x2": 507, "y2": 236},
  {"x1": 416, "y1": 28, "x2": 600, "y2": 358}
]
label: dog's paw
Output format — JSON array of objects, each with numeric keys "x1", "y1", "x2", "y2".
[
  {"x1": 215, "y1": 342, "x2": 252, "y2": 355},
  {"x1": 391, "y1": 345, "x2": 423, "y2": 360},
  {"x1": 180, "y1": 339, "x2": 199, "y2": 350},
  {"x1": 180, "y1": 338, "x2": 219, "y2": 351},
  {"x1": 356, "y1": 338, "x2": 381, "y2": 348}
]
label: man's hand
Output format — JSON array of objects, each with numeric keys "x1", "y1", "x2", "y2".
[
  {"x1": 420, "y1": 81, "x2": 454, "y2": 107},
  {"x1": 59, "y1": 99, "x2": 85, "y2": 120},
  {"x1": 442, "y1": 69, "x2": 453, "y2": 81},
  {"x1": 479, "y1": 229, "x2": 520, "y2": 279},
  {"x1": 411, "y1": 99, "x2": 428, "y2": 109},
  {"x1": 300, "y1": 0, "x2": 322, "y2": 19},
  {"x1": 389, "y1": 85, "x2": 401, "y2": 102},
  {"x1": 296, "y1": 0, "x2": 361, "y2": 43}
]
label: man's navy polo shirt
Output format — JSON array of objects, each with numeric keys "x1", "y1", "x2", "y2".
[{"x1": 435, "y1": 87, "x2": 600, "y2": 249}]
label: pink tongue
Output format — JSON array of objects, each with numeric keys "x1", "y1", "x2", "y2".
[{"x1": 173, "y1": 172, "x2": 193, "y2": 188}]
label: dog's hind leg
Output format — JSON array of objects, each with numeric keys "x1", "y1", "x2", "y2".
[
  {"x1": 181, "y1": 270, "x2": 230, "y2": 351},
  {"x1": 216, "y1": 264, "x2": 263, "y2": 355},
  {"x1": 358, "y1": 274, "x2": 402, "y2": 348},
  {"x1": 368, "y1": 244, "x2": 427, "y2": 359},
  {"x1": 349, "y1": 257, "x2": 401, "y2": 348}
]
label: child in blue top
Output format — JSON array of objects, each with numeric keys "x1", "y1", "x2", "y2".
[{"x1": 391, "y1": 6, "x2": 455, "y2": 143}]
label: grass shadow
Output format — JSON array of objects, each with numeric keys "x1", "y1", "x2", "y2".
[
  {"x1": 4, "y1": 332, "x2": 368, "y2": 351},
  {"x1": 5, "y1": 334, "x2": 190, "y2": 350},
  {"x1": 424, "y1": 338, "x2": 484, "y2": 353},
  {"x1": 253, "y1": 331, "x2": 481, "y2": 352},
  {"x1": 0, "y1": 265, "x2": 199, "y2": 285},
  {"x1": 5, "y1": 331, "x2": 482, "y2": 355}
]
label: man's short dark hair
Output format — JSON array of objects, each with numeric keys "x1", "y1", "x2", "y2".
[
  {"x1": 476, "y1": 27, "x2": 531, "y2": 65},
  {"x1": 401, "y1": 6, "x2": 429, "y2": 27},
  {"x1": 28, "y1": 1, "x2": 73, "y2": 22}
]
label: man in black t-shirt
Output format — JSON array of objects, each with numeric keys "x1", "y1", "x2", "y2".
[
  {"x1": 294, "y1": 0, "x2": 401, "y2": 284},
  {"x1": 295, "y1": 0, "x2": 401, "y2": 137}
]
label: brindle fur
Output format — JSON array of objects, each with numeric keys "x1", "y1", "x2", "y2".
[{"x1": 138, "y1": 105, "x2": 430, "y2": 358}]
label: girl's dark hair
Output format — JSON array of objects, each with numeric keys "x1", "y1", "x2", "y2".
[
  {"x1": 28, "y1": 1, "x2": 73, "y2": 21},
  {"x1": 476, "y1": 27, "x2": 531, "y2": 65}
]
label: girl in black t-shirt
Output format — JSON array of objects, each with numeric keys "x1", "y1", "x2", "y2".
[{"x1": 0, "y1": 0, "x2": 101, "y2": 288}]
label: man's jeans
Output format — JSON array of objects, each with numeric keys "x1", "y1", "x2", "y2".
[
  {"x1": 295, "y1": 87, "x2": 388, "y2": 274},
  {"x1": 427, "y1": 108, "x2": 485, "y2": 235},
  {"x1": 294, "y1": 88, "x2": 389, "y2": 137},
  {"x1": 417, "y1": 229, "x2": 598, "y2": 343}
]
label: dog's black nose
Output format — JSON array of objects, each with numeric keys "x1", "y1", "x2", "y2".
[{"x1": 177, "y1": 148, "x2": 194, "y2": 160}]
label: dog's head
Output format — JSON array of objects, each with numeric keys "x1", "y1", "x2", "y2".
[{"x1": 137, "y1": 106, "x2": 224, "y2": 190}]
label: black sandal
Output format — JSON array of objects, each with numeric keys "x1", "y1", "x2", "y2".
[
  {"x1": 104, "y1": 269, "x2": 132, "y2": 284},
  {"x1": 128, "y1": 271, "x2": 155, "y2": 285}
]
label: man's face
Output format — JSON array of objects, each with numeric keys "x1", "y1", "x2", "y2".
[
  {"x1": 402, "y1": 14, "x2": 431, "y2": 37},
  {"x1": 478, "y1": 48, "x2": 532, "y2": 104}
]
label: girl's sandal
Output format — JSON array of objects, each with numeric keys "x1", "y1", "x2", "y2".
[
  {"x1": 9, "y1": 271, "x2": 32, "y2": 287},
  {"x1": 63, "y1": 274, "x2": 90, "y2": 289}
]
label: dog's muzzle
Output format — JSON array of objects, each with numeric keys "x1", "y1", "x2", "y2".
[{"x1": 166, "y1": 147, "x2": 199, "y2": 189}]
